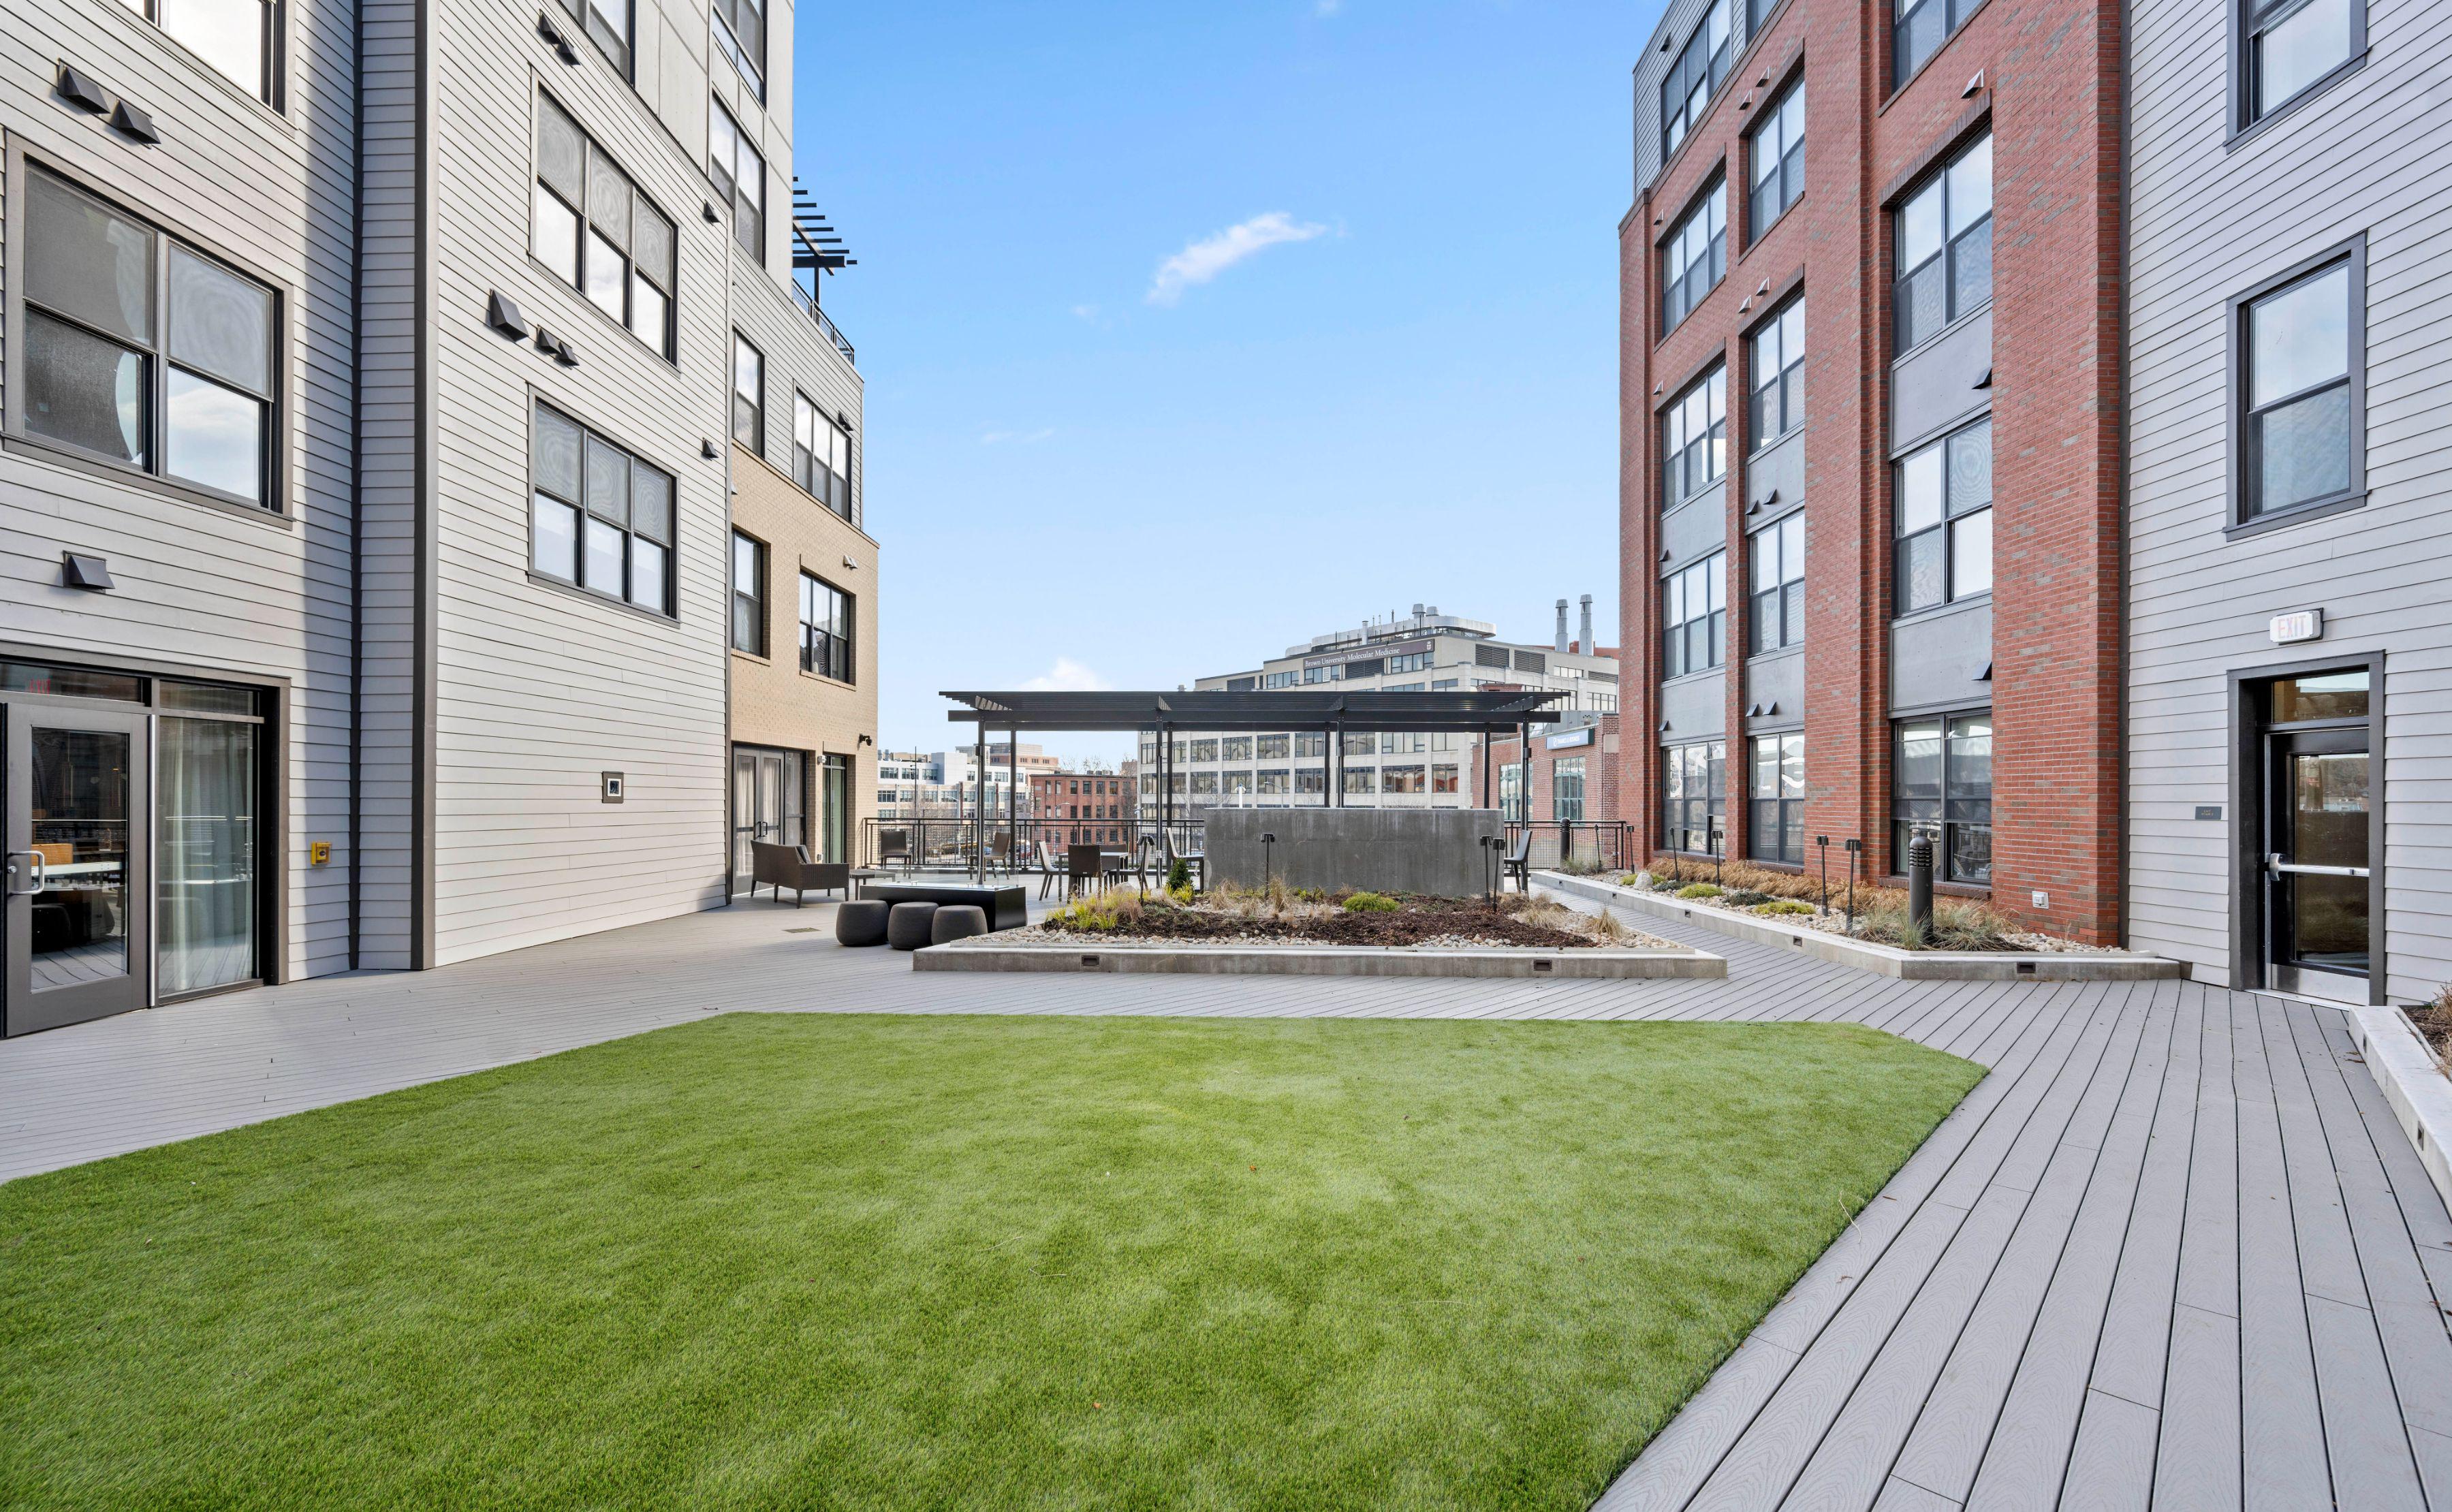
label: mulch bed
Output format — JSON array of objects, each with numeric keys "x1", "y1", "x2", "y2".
[{"x1": 1043, "y1": 895, "x2": 1602, "y2": 949}]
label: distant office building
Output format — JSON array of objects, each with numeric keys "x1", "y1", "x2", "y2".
[
  {"x1": 1474, "y1": 717, "x2": 1624, "y2": 827},
  {"x1": 1144, "y1": 601, "x2": 1618, "y2": 810},
  {"x1": 1029, "y1": 770, "x2": 1139, "y2": 848}
]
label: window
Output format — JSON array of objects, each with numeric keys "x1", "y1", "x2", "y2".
[
  {"x1": 1554, "y1": 757, "x2": 1586, "y2": 822},
  {"x1": 801, "y1": 576, "x2": 853, "y2": 682},
  {"x1": 731, "y1": 531, "x2": 766, "y2": 654},
  {"x1": 1893, "y1": 714, "x2": 1990, "y2": 883},
  {"x1": 1385, "y1": 765, "x2": 1427, "y2": 795},
  {"x1": 1662, "y1": 366, "x2": 1728, "y2": 511},
  {"x1": 1302, "y1": 664, "x2": 1342, "y2": 684},
  {"x1": 1344, "y1": 768, "x2": 1377, "y2": 796},
  {"x1": 1894, "y1": 417, "x2": 1990, "y2": 614},
  {"x1": 1385, "y1": 731, "x2": 1428, "y2": 755},
  {"x1": 1191, "y1": 739, "x2": 1219, "y2": 762},
  {"x1": 2241, "y1": 0, "x2": 2358, "y2": 127},
  {"x1": 1221, "y1": 737, "x2": 1253, "y2": 761},
  {"x1": 2238, "y1": 253, "x2": 2357, "y2": 521},
  {"x1": 1749, "y1": 735, "x2": 1804, "y2": 863},
  {"x1": 533, "y1": 96, "x2": 675, "y2": 359},
  {"x1": 1257, "y1": 734, "x2": 1290, "y2": 759},
  {"x1": 1500, "y1": 761, "x2": 1524, "y2": 821},
  {"x1": 1432, "y1": 764, "x2": 1460, "y2": 794},
  {"x1": 1750, "y1": 512, "x2": 1806, "y2": 651},
  {"x1": 1263, "y1": 671, "x2": 1296, "y2": 689},
  {"x1": 1294, "y1": 732, "x2": 1326, "y2": 757},
  {"x1": 1749, "y1": 300, "x2": 1805, "y2": 447},
  {"x1": 1341, "y1": 731, "x2": 1375, "y2": 756},
  {"x1": 1223, "y1": 771, "x2": 1254, "y2": 795},
  {"x1": 1662, "y1": 742, "x2": 1727, "y2": 853},
  {"x1": 1432, "y1": 678, "x2": 1459, "y2": 691},
  {"x1": 708, "y1": 102, "x2": 765, "y2": 261},
  {"x1": 1661, "y1": 554, "x2": 1728, "y2": 678},
  {"x1": 118, "y1": 0, "x2": 273, "y2": 99},
  {"x1": 713, "y1": 0, "x2": 766, "y2": 94},
  {"x1": 18, "y1": 168, "x2": 281, "y2": 510},
  {"x1": 1893, "y1": 135, "x2": 1990, "y2": 352},
  {"x1": 793, "y1": 394, "x2": 853, "y2": 517},
  {"x1": 1662, "y1": 182, "x2": 1728, "y2": 331},
  {"x1": 732, "y1": 334, "x2": 764, "y2": 452},
  {"x1": 530, "y1": 401, "x2": 675, "y2": 616},
  {"x1": 1749, "y1": 84, "x2": 1805, "y2": 234},
  {"x1": 1661, "y1": 0, "x2": 1731, "y2": 159},
  {"x1": 1297, "y1": 768, "x2": 1326, "y2": 794},
  {"x1": 1894, "y1": 0, "x2": 1977, "y2": 82},
  {"x1": 1388, "y1": 651, "x2": 1433, "y2": 674}
]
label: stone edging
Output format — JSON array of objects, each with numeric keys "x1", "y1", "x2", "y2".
[
  {"x1": 913, "y1": 940, "x2": 1725, "y2": 979},
  {"x1": 1535, "y1": 871, "x2": 2186, "y2": 981},
  {"x1": 2351, "y1": 1006, "x2": 2452, "y2": 1212}
]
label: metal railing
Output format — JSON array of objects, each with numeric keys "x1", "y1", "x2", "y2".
[
  {"x1": 862, "y1": 817, "x2": 1204, "y2": 875},
  {"x1": 791, "y1": 281, "x2": 856, "y2": 364},
  {"x1": 1504, "y1": 821, "x2": 1637, "y2": 873}
]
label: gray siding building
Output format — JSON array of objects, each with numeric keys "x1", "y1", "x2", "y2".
[
  {"x1": 0, "y1": 0, "x2": 868, "y2": 1035},
  {"x1": 2126, "y1": 0, "x2": 2445, "y2": 1003}
]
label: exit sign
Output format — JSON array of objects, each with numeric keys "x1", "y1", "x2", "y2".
[{"x1": 2269, "y1": 608, "x2": 2324, "y2": 645}]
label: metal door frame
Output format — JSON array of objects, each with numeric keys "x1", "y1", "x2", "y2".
[
  {"x1": 2229, "y1": 652, "x2": 2385, "y2": 1004},
  {"x1": 2262, "y1": 726, "x2": 2370, "y2": 1003},
  {"x1": 4, "y1": 697, "x2": 152, "y2": 1036}
]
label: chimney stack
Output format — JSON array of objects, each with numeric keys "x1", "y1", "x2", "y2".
[
  {"x1": 1554, "y1": 599, "x2": 1570, "y2": 654},
  {"x1": 1579, "y1": 595, "x2": 1594, "y2": 657}
]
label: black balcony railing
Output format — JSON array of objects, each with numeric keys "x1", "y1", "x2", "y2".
[{"x1": 861, "y1": 817, "x2": 1202, "y2": 875}]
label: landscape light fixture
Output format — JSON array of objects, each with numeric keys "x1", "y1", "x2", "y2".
[{"x1": 1815, "y1": 835, "x2": 1830, "y2": 913}]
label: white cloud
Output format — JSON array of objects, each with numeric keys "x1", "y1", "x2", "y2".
[
  {"x1": 1146, "y1": 212, "x2": 1329, "y2": 305},
  {"x1": 1315, "y1": 0, "x2": 1343, "y2": 14},
  {"x1": 1071, "y1": 302, "x2": 1100, "y2": 320},
  {"x1": 980, "y1": 428, "x2": 1056, "y2": 445},
  {"x1": 1020, "y1": 658, "x2": 1112, "y2": 692}
]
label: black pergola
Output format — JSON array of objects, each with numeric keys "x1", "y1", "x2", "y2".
[{"x1": 941, "y1": 689, "x2": 1572, "y2": 876}]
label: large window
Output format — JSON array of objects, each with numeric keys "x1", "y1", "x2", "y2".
[
  {"x1": 1257, "y1": 734, "x2": 1290, "y2": 759},
  {"x1": 1554, "y1": 757, "x2": 1586, "y2": 822},
  {"x1": 2239, "y1": 252, "x2": 2357, "y2": 522},
  {"x1": 1662, "y1": 366, "x2": 1728, "y2": 511},
  {"x1": 713, "y1": 0, "x2": 766, "y2": 94},
  {"x1": 1749, "y1": 84, "x2": 1805, "y2": 234},
  {"x1": 1433, "y1": 764, "x2": 1460, "y2": 794},
  {"x1": 1193, "y1": 739, "x2": 1221, "y2": 762},
  {"x1": 1749, "y1": 735, "x2": 1804, "y2": 864},
  {"x1": 1748, "y1": 299, "x2": 1805, "y2": 448},
  {"x1": 793, "y1": 394, "x2": 853, "y2": 518},
  {"x1": 1343, "y1": 768, "x2": 1377, "y2": 796},
  {"x1": 550, "y1": 0, "x2": 631, "y2": 75},
  {"x1": 1893, "y1": 713, "x2": 1991, "y2": 883},
  {"x1": 731, "y1": 531, "x2": 766, "y2": 655},
  {"x1": 1661, "y1": 0, "x2": 1731, "y2": 159},
  {"x1": 1894, "y1": 0, "x2": 1977, "y2": 83},
  {"x1": 732, "y1": 334, "x2": 764, "y2": 452},
  {"x1": 1893, "y1": 135, "x2": 1991, "y2": 352},
  {"x1": 1661, "y1": 742, "x2": 1727, "y2": 854},
  {"x1": 709, "y1": 102, "x2": 765, "y2": 261},
  {"x1": 531, "y1": 401, "x2": 674, "y2": 617},
  {"x1": 533, "y1": 94, "x2": 676, "y2": 359},
  {"x1": 1221, "y1": 737, "x2": 1254, "y2": 761},
  {"x1": 1661, "y1": 181, "x2": 1727, "y2": 331},
  {"x1": 2241, "y1": 0, "x2": 2358, "y2": 127},
  {"x1": 800, "y1": 573, "x2": 853, "y2": 682},
  {"x1": 1895, "y1": 417, "x2": 1990, "y2": 614},
  {"x1": 118, "y1": 0, "x2": 273, "y2": 99},
  {"x1": 1661, "y1": 554, "x2": 1727, "y2": 678},
  {"x1": 1384, "y1": 765, "x2": 1427, "y2": 796},
  {"x1": 18, "y1": 168, "x2": 279, "y2": 510},
  {"x1": 1750, "y1": 512, "x2": 1806, "y2": 651}
]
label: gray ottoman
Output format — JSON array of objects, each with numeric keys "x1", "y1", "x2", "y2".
[
  {"x1": 885, "y1": 901, "x2": 939, "y2": 951},
  {"x1": 930, "y1": 904, "x2": 989, "y2": 945},
  {"x1": 834, "y1": 898, "x2": 890, "y2": 947}
]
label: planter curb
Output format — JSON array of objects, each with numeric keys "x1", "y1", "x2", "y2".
[
  {"x1": 915, "y1": 941, "x2": 1725, "y2": 979},
  {"x1": 2351, "y1": 1006, "x2": 2452, "y2": 1212},
  {"x1": 1535, "y1": 871, "x2": 2188, "y2": 982}
]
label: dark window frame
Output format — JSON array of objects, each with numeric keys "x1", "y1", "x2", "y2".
[
  {"x1": 1747, "y1": 296, "x2": 1805, "y2": 450},
  {"x1": 731, "y1": 529, "x2": 768, "y2": 656},
  {"x1": 2229, "y1": 0, "x2": 2365, "y2": 141},
  {"x1": 531, "y1": 89, "x2": 678, "y2": 362},
  {"x1": 799, "y1": 572, "x2": 855, "y2": 684},
  {"x1": 1892, "y1": 414, "x2": 1992, "y2": 617},
  {"x1": 1661, "y1": 362, "x2": 1729, "y2": 514},
  {"x1": 1661, "y1": 552, "x2": 1728, "y2": 680},
  {"x1": 1748, "y1": 732, "x2": 1804, "y2": 864},
  {"x1": 3, "y1": 155, "x2": 287, "y2": 518},
  {"x1": 1660, "y1": 0, "x2": 1733, "y2": 161},
  {"x1": 1891, "y1": 710, "x2": 1992, "y2": 884},
  {"x1": 527, "y1": 396, "x2": 678, "y2": 620},
  {"x1": 791, "y1": 391, "x2": 854, "y2": 520},
  {"x1": 732, "y1": 332, "x2": 765, "y2": 454},
  {"x1": 118, "y1": 0, "x2": 283, "y2": 106},
  {"x1": 1660, "y1": 740, "x2": 1728, "y2": 855},
  {"x1": 712, "y1": 0, "x2": 768, "y2": 98},
  {"x1": 552, "y1": 0, "x2": 635, "y2": 79},
  {"x1": 1749, "y1": 509, "x2": 1806, "y2": 653},
  {"x1": 709, "y1": 99, "x2": 766, "y2": 264},
  {"x1": 1746, "y1": 80, "x2": 1805, "y2": 238},
  {"x1": 2226, "y1": 236, "x2": 2365, "y2": 535},
  {"x1": 1660, "y1": 177, "x2": 1729, "y2": 334},
  {"x1": 1891, "y1": 133, "x2": 1992, "y2": 356},
  {"x1": 1891, "y1": 0, "x2": 1981, "y2": 89}
]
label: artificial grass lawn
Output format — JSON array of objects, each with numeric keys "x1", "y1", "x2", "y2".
[{"x1": 0, "y1": 1014, "x2": 1979, "y2": 1510}]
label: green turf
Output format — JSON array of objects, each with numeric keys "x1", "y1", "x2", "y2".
[{"x1": 0, "y1": 1013, "x2": 1979, "y2": 1510}]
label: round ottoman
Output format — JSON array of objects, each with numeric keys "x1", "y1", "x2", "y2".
[
  {"x1": 930, "y1": 904, "x2": 989, "y2": 945},
  {"x1": 833, "y1": 898, "x2": 890, "y2": 947},
  {"x1": 885, "y1": 900, "x2": 940, "y2": 951}
]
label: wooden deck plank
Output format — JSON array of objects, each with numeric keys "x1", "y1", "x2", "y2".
[
  {"x1": 2054, "y1": 1389, "x2": 2158, "y2": 1512},
  {"x1": 2229, "y1": 994, "x2": 2334, "y2": 1512},
  {"x1": 2084, "y1": 990, "x2": 2205, "y2": 1411},
  {"x1": 2154, "y1": 1302, "x2": 2244, "y2": 1510}
]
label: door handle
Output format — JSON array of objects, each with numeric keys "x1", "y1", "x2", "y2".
[
  {"x1": 5, "y1": 850, "x2": 46, "y2": 897},
  {"x1": 2267, "y1": 852, "x2": 2370, "y2": 879}
]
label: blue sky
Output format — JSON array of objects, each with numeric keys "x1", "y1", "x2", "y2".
[{"x1": 795, "y1": 0, "x2": 1659, "y2": 763}]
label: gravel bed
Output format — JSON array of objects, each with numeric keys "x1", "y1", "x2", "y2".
[
  {"x1": 1609, "y1": 878, "x2": 2118, "y2": 954},
  {"x1": 984, "y1": 923, "x2": 1678, "y2": 951}
]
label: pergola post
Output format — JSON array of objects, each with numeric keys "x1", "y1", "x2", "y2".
[
  {"x1": 975, "y1": 718, "x2": 988, "y2": 882},
  {"x1": 1480, "y1": 728, "x2": 1491, "y2": 808},
  {"x1": 1007, "y1": 726, "x2": 1018, "y2": 872}
]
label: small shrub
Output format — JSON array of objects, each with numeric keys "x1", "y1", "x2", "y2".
[
  {"x1": 1723, "y1": 888, "x2": 1771, "y2": 907},
  {"x1": 1756, "y1": 899, "x2": 1815, "y2": 917},
  {"x1": 1588, "y1": 909, "x2": 1629, "y2": 944},
  {"x1": 1166, "y1": 858, "x2": 1192, "y2": 893},
  {"x1": 2410, "y1": 986, "x2": 2451, "y2": 1075},
  {"x1": 1046, "y1": 887, "x2": 1144, "y2": 932},
  {"x1": 1616, "y1": 874, "x2": 1644, "y2": 887},
  {"x1": 1293, "y1": 887, "x2": 1325, "y2": 903},
  {"x1": 1342, "y1": 891, "x2": 1400, "y2": 913},
  {"x1": 1648, "y1": 877, "x2": 1684, "y2": 894},
  {"x1": 1676, "y1": 883, "x2": 1724, "y2": 900}
]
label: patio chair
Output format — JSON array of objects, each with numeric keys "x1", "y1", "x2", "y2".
[
  {"x1": 989, "y1": 830, "x2": 1017, "y2": 875},
  {"x1": 877, "y1": 828, "x2": 913, "y2": 869},
  {"x1": 749, "y1": 841, "x2": 851, "y2": 907},
  {"x1": 1502, "y1": 830, "x2": 1531, "y2": 892},
  {"x1": 1034, "y1": 838, "x2": 1065, "y2": 899},
  {"x1": 1065, "y1": 844, "x2": 1106, "y2": 900}
]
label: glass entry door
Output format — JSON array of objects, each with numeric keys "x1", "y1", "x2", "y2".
[
  {"x1": 6, "y1": 704, "x2": 149, "y2": 1035},
  {"x1": 2264, "y1": 727, "x2": 2370, "y2": 1003},
  {"x1": 730, "y1": 746, "x2": 806, "y2": 892}
]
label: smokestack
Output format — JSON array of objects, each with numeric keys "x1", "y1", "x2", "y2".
[
  {"x1": 1554, "y1": 599, "x2": 1569, "y2": 654},
  {"x1": 1579, "y1": 595, "x2": 1594, "y2": 657}
]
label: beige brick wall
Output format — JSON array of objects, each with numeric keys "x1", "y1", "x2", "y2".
[{"x1": 729, "y1": 444, "x2": 880, "y2": 854}]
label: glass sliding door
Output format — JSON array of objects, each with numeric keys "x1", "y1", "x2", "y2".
[
  {"x1": 821, "y1": 755, "x2": 849, "y2": 864},
  {"x1": 157, "y1": 715, "x2": 260, "y2": 996}
]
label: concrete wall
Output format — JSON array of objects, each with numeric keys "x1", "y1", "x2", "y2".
[{"x1": 1207, "y1": 809, "x2": 1503, "y2": 898}]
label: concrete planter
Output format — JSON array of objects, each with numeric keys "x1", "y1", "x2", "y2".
[
  {"x1": 1535, "y1": 871, "x2": 2186, "y2": 982},
  {"x1": 915, "y1": 940, "x2": 1725, "y2": 979},
  {"x1": 2351, "y1": 1005, "x2": 2452, "y2": 1212}
]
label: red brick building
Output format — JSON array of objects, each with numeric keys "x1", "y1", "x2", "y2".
[
  {"x1": 1620, "y1": 0, "x2": 2122, "y2": 940},
  {"x1": 1028, "y1": 770, "x2": 1137, "y2": 849},
  {"x1": 1471, "y1": 717, "x2": 1625, "y2": 827}
]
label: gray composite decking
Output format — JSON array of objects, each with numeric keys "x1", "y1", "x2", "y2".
[{"x1": 1, "y1": 885, "x2": 2445, "y2": 1510}]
